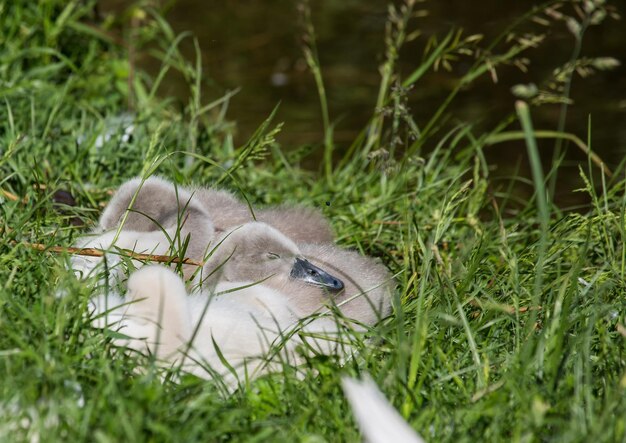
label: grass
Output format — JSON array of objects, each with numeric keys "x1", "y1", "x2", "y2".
[{"x1": 1, "y1": 0, "x2": 626, "y2": 441}]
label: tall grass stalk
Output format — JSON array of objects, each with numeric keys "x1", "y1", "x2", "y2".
[
  {"x1": 515, "y1": 101, "x2": 550, "y2": 341},
  {"x1": 299, "y1": 1, "x2": 334, "y2": 185},
  {"x1": 365, "y1": 0, "x2": 417, "y2": 154},
  {"x1": 548, "y1": 9, "x2": 590, "y2": 200}
]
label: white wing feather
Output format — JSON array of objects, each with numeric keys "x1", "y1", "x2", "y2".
[{"x1": 342, "y1": 376, "x2": 425, "y2": 443}]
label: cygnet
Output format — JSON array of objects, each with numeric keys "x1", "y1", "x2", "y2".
[
  {"x1": 91, "y1": 222, "x2": 393, "y2": 385},
  {"x1": 99, "y1": 176, "x2": 334, "y2": 243}
]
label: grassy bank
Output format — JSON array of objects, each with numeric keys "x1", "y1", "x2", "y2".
[{"x1": 1, "y1": 1, "x2": 626, "y2": 441}]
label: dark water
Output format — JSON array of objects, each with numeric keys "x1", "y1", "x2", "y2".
[{"x1": 101, "y1": 0, "x2": 626, "y2": 198}]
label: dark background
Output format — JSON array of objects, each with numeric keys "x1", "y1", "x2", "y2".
[{"x1": 101, "y1": 0, "x2": 626, "y2": 198}]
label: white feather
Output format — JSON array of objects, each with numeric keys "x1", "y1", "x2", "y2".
[{"x1": 342, "y1": 376, "x2": 425, "y2": 443}]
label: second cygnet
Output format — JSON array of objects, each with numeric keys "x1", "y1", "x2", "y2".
[{"x1": 99, "y1": 176, "x2": 334, "y2": 243}]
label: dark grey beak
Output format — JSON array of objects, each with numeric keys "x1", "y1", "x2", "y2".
[{"x1": 290, "y1": 257, "x2": 344, "y2": 292}]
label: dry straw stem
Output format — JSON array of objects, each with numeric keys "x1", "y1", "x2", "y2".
[
  {"x1": 10, "y1": 240, "x2": 204, "y2": 267},
  {"x1": 2, "y1": 190, "x2": 202, "y2": 267}
]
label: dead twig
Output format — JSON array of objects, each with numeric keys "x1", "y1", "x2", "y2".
[
  {"x1": 11, "y1": 241, "x2": 204, "y2": 267},
  {"x1": 3, "y1": 223, "x2": 202, "y2": 267}
]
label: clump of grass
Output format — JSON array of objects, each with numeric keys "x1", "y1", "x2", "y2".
[{"x1": 1, "y1": 1, "x2": 625, "y2": 441}]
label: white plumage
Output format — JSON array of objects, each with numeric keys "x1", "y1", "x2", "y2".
[{"x1": 342, "y1": 376, "x2": 425, "y2": 443}]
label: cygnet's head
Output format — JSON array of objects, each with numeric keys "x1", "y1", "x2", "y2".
[
  {"x1": 203, "y1": 222, "x2": 344, "y2": 292},
  {"x1": 100, "y1": 176, "x2": 200, "y2": 232}
]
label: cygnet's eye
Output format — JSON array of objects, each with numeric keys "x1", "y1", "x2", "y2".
[{"x1": 266, "y1": 252, "x2": 280, "y2": 260}]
